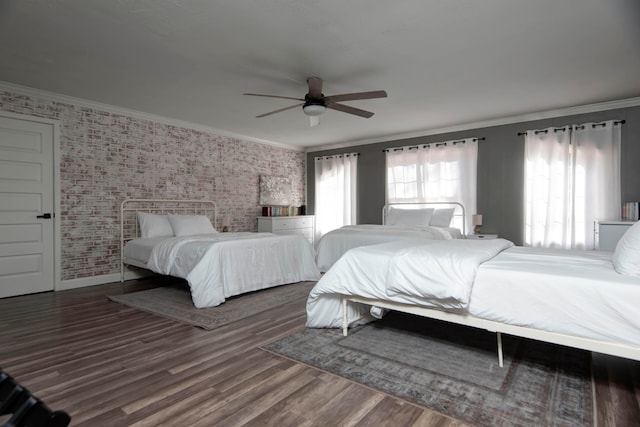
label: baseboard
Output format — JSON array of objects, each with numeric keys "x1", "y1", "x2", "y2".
[{"x1": 59, "y1": 270, "x2": 153, "y2": 291}]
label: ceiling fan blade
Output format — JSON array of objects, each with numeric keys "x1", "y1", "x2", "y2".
[
  {"x1": 243, "y1": 93, "x2": 305, "y2": 102},
  {"x1": 256, "y1": 103, "x2": 304, "y2": 118},
  {"x1": 307, "y1": 76, "x2": 323, "y2": 98},
  {"x1": 326, "y1": 101, "x2": 374, "y2": 118},
  {"x1": 324, "y1": 90, "x2": 388, "y2": 103},
  {"x1": 309, "y1": 116, "x2": 320, "y2": 127}
]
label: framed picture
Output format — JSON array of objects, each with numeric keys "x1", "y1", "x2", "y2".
[{"x1": 259, "y1": 175, "x2": 292, "y2": 206}]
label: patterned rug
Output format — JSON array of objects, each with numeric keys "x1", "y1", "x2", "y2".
[
  {"x1": 108, "y1": 281, "x2": 316, "y2": 330},
  {"x1": 263, "y1": 311, "x2": 594, "y2": 427}
]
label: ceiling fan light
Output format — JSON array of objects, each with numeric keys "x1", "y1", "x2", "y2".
[{"x1": 303, "y1": 104, "x2": 327, "y2": 116}]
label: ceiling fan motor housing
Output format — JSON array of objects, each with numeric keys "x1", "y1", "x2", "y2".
[{"x1": 302, "y1": 99, "x2": 327, "y2": 116}]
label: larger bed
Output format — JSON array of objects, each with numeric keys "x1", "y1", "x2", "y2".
[
  {"x1": 315, "y1": 202, "x2": 466, "y2": 272},
  {"x1": 121, "y1": 199, "x2": 321, "y2": 308},
  {"x1": 306, "y1": 232, "x2": 640, "y2": 364}
]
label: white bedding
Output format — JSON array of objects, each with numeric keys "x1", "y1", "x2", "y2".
[
  {"x1": 315, "y1": 224, "x2": 462, "y2": 272},
  {"x1": 306, "y1": 239, "x2": 640, "y2": 347},
  {"x1": 470, "y1": 246, "x2": 640, "y2": 346},
  {"x1": 135, "y1": 232, "x2": 320, "y2": 308},
  {"x1": 124, "y1": 237, "x2": 167, "y2": 263}
]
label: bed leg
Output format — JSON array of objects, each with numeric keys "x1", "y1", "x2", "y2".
[
  {"x1": 496, "y1": 332, "x2": 504, "y2": 368},
  {"x1": 342, "y1": 297, "x2": 349, "y2": 336}
]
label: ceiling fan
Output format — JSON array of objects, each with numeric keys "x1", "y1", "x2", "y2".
[{"x1": 243, "y1": 76, "x2": 387, "y2": 127}]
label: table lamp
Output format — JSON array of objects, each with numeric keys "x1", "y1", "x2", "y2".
[{"x1": 472, "y1": 214, "x2": 483, "y2": 235}]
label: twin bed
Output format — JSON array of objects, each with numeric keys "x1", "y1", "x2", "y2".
[
  {"x1": 306, "y1": 233, "x2": 640, "y2": 365},
  {"x1": 315, "y1": 202, "x2": 465, "y2": 272}
]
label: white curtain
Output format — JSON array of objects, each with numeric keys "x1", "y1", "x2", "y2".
[
  {"x1": 524, "y1": 121, "x2": 621, "y2": 249},
  {"x1": 314, "y1": 153, "x2": 358, "y2": 241},
  {"x1": 386, "y1": 138, "x2": 477, "y2": 233}
]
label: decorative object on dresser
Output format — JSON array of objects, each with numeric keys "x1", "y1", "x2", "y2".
[
  {"x1": 472, "y1": 213, "x2": 483, "y2": 234},
  {"x1": 622, "y1": 201, "x2": 639, "y2": 221},
  {"x1": 258, "y1": 215, "x2": 315, "y2": 246}
]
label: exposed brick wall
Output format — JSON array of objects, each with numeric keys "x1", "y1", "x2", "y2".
[{"x1": 1, "y1": 89, "x2": 306, "y2": 281}]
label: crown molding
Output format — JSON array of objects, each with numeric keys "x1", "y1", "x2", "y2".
[
  {"x1": 306, "y1": 96, "x2": 640, "y2": 153},
  {"x1": 0, "y1": 81, "x2": 305, "y2": 152}
]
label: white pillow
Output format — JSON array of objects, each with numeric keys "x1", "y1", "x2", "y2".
[
  {"x1": 430, "y1": 208, "x2": 455, "y2": 227},
  {"x1": 612, "y1": 221, "x2": 640, "y2": 276},
  {"x1": 386, "y1": 207, "x2": 434, "y2": 227},
  {"x1": 137, "y1": 212, "x2": 174, "y2": 238},
  {"x1": 168, "y1": 214, "x2": 217, "y2": 236}
]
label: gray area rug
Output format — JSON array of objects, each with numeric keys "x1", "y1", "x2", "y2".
[
  {"x1": 109, "y1": 281, "x2": 316, "y2": 330},
  {"x1": 263, "y1": 312, "x2": 593, "y2": 427}
]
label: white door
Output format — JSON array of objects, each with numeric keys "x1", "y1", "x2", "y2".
[{"x1": 0, "y1": 116, "x2": 55, "y2": 298}]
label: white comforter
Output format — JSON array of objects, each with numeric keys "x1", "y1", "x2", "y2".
[
  {"x1": 148, "y1": 232, "x2": 321, "y2": 308},
  {"x1": 315, "y1": 224, "x2": 462, "y2": 272},
  {"x1": 306, "y1": 238, "x2": 513, "y2": 328},
  {"x1": 306, "y1": 239, "x2": 640, "y2": 346}
]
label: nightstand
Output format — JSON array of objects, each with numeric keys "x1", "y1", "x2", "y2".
[{"x1": 466, "y1": 234, "x2": 498, "y2": 240}]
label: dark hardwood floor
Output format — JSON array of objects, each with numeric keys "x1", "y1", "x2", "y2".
[{"x1": 1, "y1": 278, "x2": 638, "y2": 426}]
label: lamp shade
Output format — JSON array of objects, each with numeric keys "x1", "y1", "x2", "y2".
[
  {"x1": 221, "y1": 216, "x2": 231, "y2": 227},
  {"x1": 472, "y1": 214, "x2": 483, "y2": 226},
  {"x1": 302, "y1": 103, "x2": 326, "y2": 116}
]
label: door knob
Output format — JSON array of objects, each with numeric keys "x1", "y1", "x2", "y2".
[{"x1": 36, "y1": 213, "x2": 52, "y2": 219}]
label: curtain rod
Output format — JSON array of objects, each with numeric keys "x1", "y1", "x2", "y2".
[
  {"x1": 382, "y1": 137, "x2": 485, "y2": 153},
  {"x1": 315, "y1": 152, "x2": 360, "y2": 160},
  {"x1": 517, "y1": 120, "x2": 625, "y2": 136}
]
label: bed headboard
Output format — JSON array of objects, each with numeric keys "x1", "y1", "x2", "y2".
[
  {"x1": 382, "y1": 202, "x2": 466, "y2": 234},
  {"x1": 120, "y1": 199, "x2": 217, "y2": 281}
]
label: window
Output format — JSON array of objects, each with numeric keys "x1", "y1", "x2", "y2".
[
  {"x1": 386, "y1": 138, "x2": 477, "y2": 232},
  {"x1": 314, "y1": 153, "x2": 358, "y2": 240},
  {"x1": 524, "y1": 121, "x2": 621, "y2": 249}
]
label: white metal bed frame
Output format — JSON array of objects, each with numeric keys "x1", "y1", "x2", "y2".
[
  {"x1": 119, "y1": 198, "x2": 217, "y2": 282},
  {"x1": 382, "y1": 201, "x2": 466, "y2": 235},
  {"x1": 341, "y1": 295, "x2": 640, "y2": 367}
]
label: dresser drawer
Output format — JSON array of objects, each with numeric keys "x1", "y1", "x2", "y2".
[
  {"x1": 291, "y1": 216, "x2": 314, "y2": 229},
  {"x1": 270, "y1": 219, "x2": 297, "y2": 231}
]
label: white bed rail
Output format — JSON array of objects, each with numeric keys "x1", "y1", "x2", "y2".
[
  {"x1": 341, "y1": 295, "x2": 640, "y2": 367},
  {"x1": 119, "y1": 199, "x2": 217, "y2": 282}
]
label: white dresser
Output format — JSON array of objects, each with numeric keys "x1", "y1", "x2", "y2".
[
  {"x1": 257, "y1": 215, "x2": 315, "y2": 245},
  {"x1": 596, "y1": 220, "x2": 636, "y2": 251}
]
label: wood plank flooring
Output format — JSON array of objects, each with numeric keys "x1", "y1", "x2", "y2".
[{"x1": 1, "y1": 278, "x2": 638, "y2": 426}]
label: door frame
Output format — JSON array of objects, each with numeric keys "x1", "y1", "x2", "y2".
[{"x1": 0, "y1": 110, "x2": 61, "y2": 291}]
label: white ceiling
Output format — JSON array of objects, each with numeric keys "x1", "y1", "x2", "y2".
[{"x1": 1, "y1": 0, "x2": 639, "y2": 150}]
